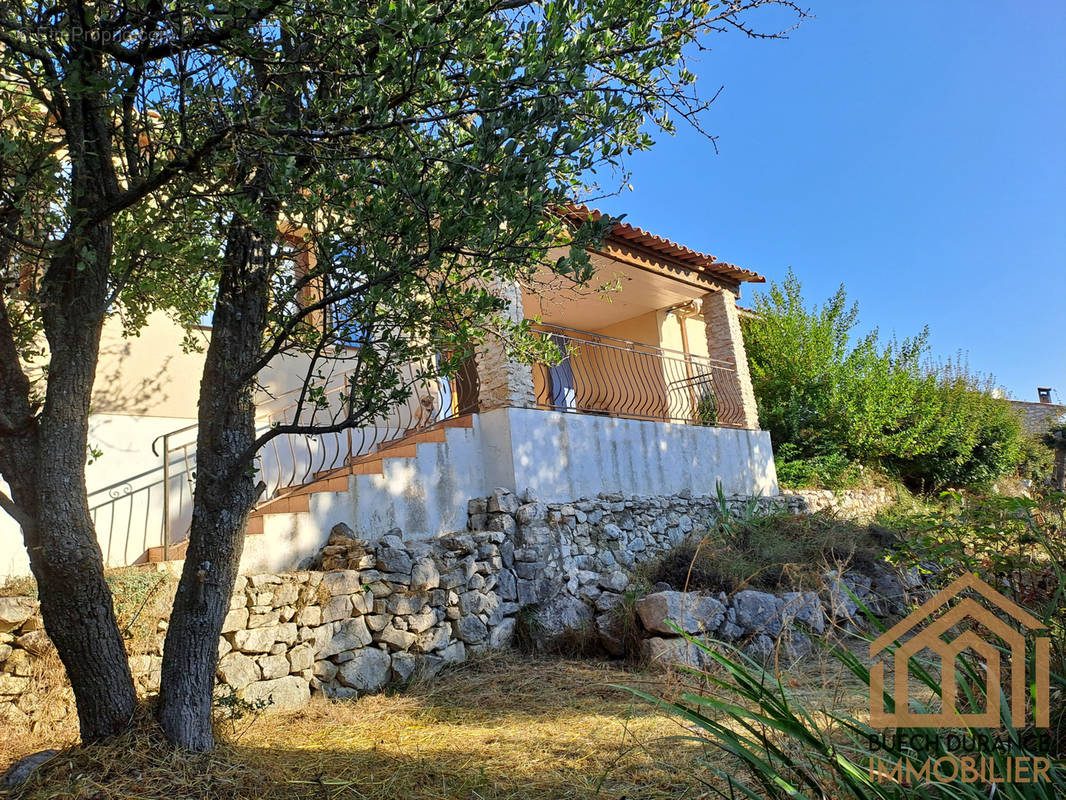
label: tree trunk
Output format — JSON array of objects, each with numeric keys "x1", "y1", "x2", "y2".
[
  {"x1": 157, "y1": 214, "x2": 273, "y2": 751},
  {"x1": 29, "y1": 223, "x2": 138, "y2": 740}
]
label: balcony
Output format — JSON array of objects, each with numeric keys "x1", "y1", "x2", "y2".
[{"x1": 530, "y1": 324, "x2": 747, "y2": 429}]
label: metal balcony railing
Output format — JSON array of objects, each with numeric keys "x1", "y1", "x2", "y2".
[
  {"x1": 89, "y1": 355, "x2": 478, "y2": 564},
  {"x1": 531, "y1": 324, "x2": 746, "y2": 429}
]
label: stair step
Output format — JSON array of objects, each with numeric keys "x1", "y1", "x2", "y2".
[
  {"x1": 441, "y1": 415, "x2": 474, "y2": 428},
  {"x1": 246, "y1": 413, "x2": 472, "y2": 527},
  {"x1": 145, "y1": 538, "x2": 189, "y2": 563}
]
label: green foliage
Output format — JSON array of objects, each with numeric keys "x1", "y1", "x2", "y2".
[
  {"x1": 641, "y1": 510, "x2": 894, "y2": 594},
  {"x1": 743, "y1": 271, "x2": 1025, "y2": 490},
  {"x1": 626, "y1": 493, "x2": 1066, "y2": 797}
]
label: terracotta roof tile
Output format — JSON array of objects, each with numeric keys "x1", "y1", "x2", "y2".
[{"x1": 560, "y1": 204, "x2": 765, "y2": 284}]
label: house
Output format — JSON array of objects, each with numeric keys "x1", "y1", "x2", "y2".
[
  {"x1": 1010, "y1": 387, "x2": 1066, "y2": 436},
  {"x1": 0, "y1": 209, "x2": 779, "y2": 578}
]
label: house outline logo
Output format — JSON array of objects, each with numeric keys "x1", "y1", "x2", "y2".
[{"x1": 870, "y1": 572, "x2": 1050, "y2": 729}]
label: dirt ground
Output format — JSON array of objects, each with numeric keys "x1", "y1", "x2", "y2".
[{"x1": 0, "y1": 649, "x2": 870, "y2": 800}]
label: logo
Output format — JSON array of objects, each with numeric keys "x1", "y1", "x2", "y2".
[{"x1": 870, "y1": 572, "x2": 1050, "y2": 729}]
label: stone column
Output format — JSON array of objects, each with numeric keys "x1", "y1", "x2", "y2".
[
  {"x1": 476, "y1": 278, "x2": 536, "y2": 410},
  {"x1": 702, "y1": 288, "x2": 760, "y2": 429}
]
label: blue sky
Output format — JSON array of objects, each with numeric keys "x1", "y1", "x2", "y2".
[{"x1": 593, "y1": 1, "x2": 1065, "y2": 403}]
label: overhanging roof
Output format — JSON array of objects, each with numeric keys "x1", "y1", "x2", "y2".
[{"x1": 560, "y1": 204, "x2": 765, "y2": 285}]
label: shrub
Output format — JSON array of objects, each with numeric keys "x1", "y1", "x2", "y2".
[
  {"x1": 743, "y1": 271, "x2": 1025, "y2": 491},
  {"x1": 640, "y1": 511, "x2": 896, "y2": 594},
  {"x1": 629, "y1": 492, "x2": 1066, "y2": 798}
]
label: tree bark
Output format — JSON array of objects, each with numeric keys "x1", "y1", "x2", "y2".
[
  {"x1": 0, "y1": 58, "x2": 139, "y2": 737},
  {"x1": 157, "y1": 212, "x2": 274, "y2": 751},
  {"x1": 27, "y1": 226, "x2": 138, "y2": 740}
]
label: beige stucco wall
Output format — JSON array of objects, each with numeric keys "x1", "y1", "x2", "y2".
[{"x1": 93, "y1": 311, "x2": 361, "y2": 422}]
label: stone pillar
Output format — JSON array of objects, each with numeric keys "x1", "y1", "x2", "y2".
[
  {"x1": 702, "y1": 288, "x2": 760, "y2": 429},
  {"x1": 476, "y1": 279, "x2": 536, "y2": 410}
]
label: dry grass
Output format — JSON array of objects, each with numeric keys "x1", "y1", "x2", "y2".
[{"x1": 0, "y1": 651, "x2": 747, "y2": 800}]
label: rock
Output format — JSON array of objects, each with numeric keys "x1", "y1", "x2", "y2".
[
  {"x1": 14, "y1": 630, "x2": 51, "y2": 656},
  {"x1": 241, "y1": 675, "x2": 310, "y2": 710},
  {"x1": 641, "y1": 636, "x2": 707, "y2": 668},
  {"x1": 231, "y1": 626, "x2": 278, "y2": 654},
  {"x1": 1, "y1": 750, "x2": 58, "y2": 790},
  {"x1": 410, "y1": 558, "x2": 440, "y2": 590},
  {"x1": 442, "y1": 534, "x2": 476, "y2": 555},
  {"x1": 218, "y1": 652, "x2": 260, "y2": 691},
  {"x1": 440, "y1": 640, "x2": 466, "y2": 664},
  {"x1": 378, "y1": 626, "x2": 418, "y2": 650},
  {"x1": 781, "y1": 591, "x2": 825, "y2": 635},
  {"x1": 0, "y1": 598, "x2": 38, "y2": 633},
  {"x1": 321, "y1": 594, "x2": 354, "y2": 624},
  {"x1": 468, "y1": 497, "x2": 488, "y2": 516},
  {"x1": 487, "y1": 514, "x2": 516, "y2": 535},
  {"x1": 390, "y1": 651, "x2": 418, "y2": 682},
  {"x1": 416, "y1": 624, "x2": 451, "y2": 653},
  {"x1": 321, "y1": 571, "x2": 364, "y2": 596},
  {"x1": 316, "y1": 617, "x2": 373, "y2": 658},
  {"x1": 732, "y1": 591, "x2": 785, "y2": 637},
  {"x1": 337, "y1": 648, "x2": 391, "y2": 692},
  {"x1": 288, "y1": 644, "x2": 315, "y2": 673},
  {"x1": 635, "y1": 591, "x2": 724, "y2": 635},
  {"x1": 377, "y1": 547, "x2": 413, "y2": 575},
  {"x1": 386, "y1": 593, "x2": 428, "y2": 615},
  {"x1": 488, "y1": 617, "x2": 516, "y2": 648},
  {"x1": 457, "y1": 614, "x2": 488, "y2": 644},
  {"x1": 407, "y1": 608, "x2": 437, "y2": 634},
  {"x1": 329, "y1": 522, "x2": 356, "y2": 543},
  {"x1": 742, "y1": 634, "x2": 776, "y2": 663},
  {"x1": 258, "y1": 653, "x2": 290, "y2": 680},
  {"x1": 313, "y1": 660, "x2": 338, "y2": 682},
  {"x1": 221, "y1": 607, "x2": 249, "y2": 634},
  {"x1": 0, "y1": 674, "x2": 30, "y2": 694},
  {"x1": 782, "y1": 631, "x2": 812, "y2": 661},
  {"x1": 597, "y1": 570, "x2": 629, "y2": 593},
  {"x1": 4, "y1": 648, "x2": 31, "y2": 676},
  {"x1": 515, "y1": 502, "x2": 545, "y2": 525},
  {"x1": 532, "y1": 594, "x2": 593, "y2": 642},
  {"x1": 296, "y1": 605, "x2": 322, "y2": 627},
  {"x1": 596, "y1": 612, "x2": 626, "y2": 656},
  {"x1": 497, "y1": 569, "x2": 517, "y2": 601},
  {"x1": 825, "y1": 573, "x2": 860, "y2": 621},
  {"x1": 487, "y1": 488, "x2": 519, "y2": 515}
]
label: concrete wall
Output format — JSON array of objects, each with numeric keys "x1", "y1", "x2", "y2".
[
  {"x1": 481, "y1": 407, "x2": 779, "y2": 503},
  {"x1": 241, "y1": 419, "x2": 492, "y2": 573},
  {"x1": 240, "y1": 408, "x2": 778, "y2": 574},
  {"x1": 0, "y1": 413, "x2": 198, "y2": 578}
]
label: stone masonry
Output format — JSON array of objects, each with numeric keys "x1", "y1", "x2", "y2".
[
  {"x1": 475, "y1": 278, "x2": 536, "y2": 410},
  {"x1": 702, "y1": 288, "x2": 759, "y2": 430}
]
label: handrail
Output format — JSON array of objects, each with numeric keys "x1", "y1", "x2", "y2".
[
  {"x1": 137, "y1": 355, "x2": 479, "y2": 560},
  {"x1": 530, "y1": 322, "x2": 735, "y2": 369}
]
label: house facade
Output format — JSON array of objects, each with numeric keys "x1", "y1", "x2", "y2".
[{"x1": 0, "y1": 210, "x2": 778, "y2": 578}]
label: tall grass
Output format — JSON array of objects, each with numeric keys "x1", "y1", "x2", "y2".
[{"x1": 626, "y1": 492, "x2": 1066, "y2": 799}]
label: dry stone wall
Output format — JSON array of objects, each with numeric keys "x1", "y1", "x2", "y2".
[
  {"x1": 0, "y1": 526, "x2": 517, "y2": 728},
  {"x1": 1, "y1": 484, "x2": 901, "y2": 726},
  {"x1": 786, "y1": 487, "x2": 895, "y2": 521}
]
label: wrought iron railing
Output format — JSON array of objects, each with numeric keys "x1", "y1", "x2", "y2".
[
  {"x1": 531, "y1": 324, "x2": 745, "y2": 429},
  {"x1": 90, "y1": 355, "x2": 478, "y2": 563}
]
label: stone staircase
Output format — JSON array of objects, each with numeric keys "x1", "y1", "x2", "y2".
[{"x1": 145, "y1": 415, "x2": 478, "y2": 567}]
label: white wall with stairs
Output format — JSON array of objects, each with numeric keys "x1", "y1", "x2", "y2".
[{"x1": 238, "y1": 407, "x2": 779, "y2": 574}]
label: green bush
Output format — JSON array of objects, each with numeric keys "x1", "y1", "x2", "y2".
[
  {"x1": 743, "y1": 272, "x2": 1024, "y2": 491},
  {"x1": 626, "y1": 493, "x2": 1066, "y2": 798}
]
